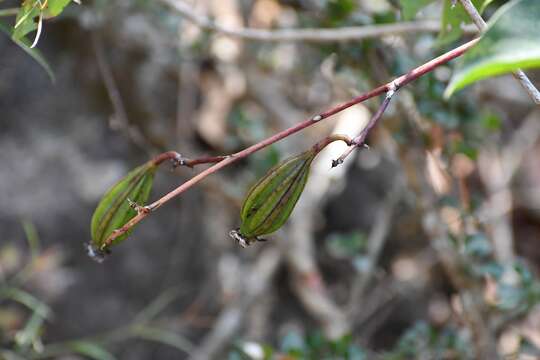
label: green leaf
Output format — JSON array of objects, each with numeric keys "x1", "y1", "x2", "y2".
[
  {"x1": 0, "y1": 350, "x2": 28, "y2": 360},
  {"x1": 46, "y1": 0, "x2": 72, "y2": 17},
  {"x1": 325, "y1": 232, "x2": 366, "y2": 259},
  {"x1": 130, "y1": 326, "x2": 194, "y2": 354},
  {"x1": 14, "y1": 311, "x2": 45, "y2": 348},
  {"x1": 0, "y1": 21, "x2": 55, "y2": 81},
  {"x1": 438, "y1": 0, "x2": 491, "y2": 45},
  {"x1": 90, "y1": 161, "x2": 157, "y2": 258},
  {"x1": 66, "y1": 341, "x2": 117, "y2": 360},
  {"x1": 12, "y1": 0, "x2": 39, "y2": 41},
  {"x1": 0, "y1": 287, "x2": 52, "y2": 319},
  {"x1": 445, "y1": 0, "x2": 540, "y2": 97},
  {"x1": 399, "y1": 0, "x2": 436, "y2": 20}
]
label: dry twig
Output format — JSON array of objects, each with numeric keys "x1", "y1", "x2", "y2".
[{"x1": 160, "y1": 0, "x2": 474, "y2": 43}]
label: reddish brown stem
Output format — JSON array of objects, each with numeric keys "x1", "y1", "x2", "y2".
[
  {"x1": 332, "y1": 83, "x2": 397, "y2": 167},
  {"x1": 151, "y1": 151, "x2": 228, "y2": 168},
  {"x1": 312, "y1": 134, "x2": 353, "y2": 153},
  {"x1": 102, "y1": 38, "x2": 480, "y2": 248},
  {"x1": 152, "y1": 151, "x2": 183, "y2": 166},
  {"x1": 183, "y1": 155, "x2": 229, "y2": 167}
]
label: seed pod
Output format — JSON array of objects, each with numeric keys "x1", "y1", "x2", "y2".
[
  {"x1": 231, "y1": 134, "x2": 352, "y2": 247},
  {"x1": 89, "y1": 161, "x2": 157, "y2": 261},
  {"x1": 230, "y1": 149, "x2": 316, "y2": 247}
]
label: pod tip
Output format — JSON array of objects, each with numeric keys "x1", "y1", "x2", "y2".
[{"x1": 85, "y1": 242, "x2": 110, "y2": 263}]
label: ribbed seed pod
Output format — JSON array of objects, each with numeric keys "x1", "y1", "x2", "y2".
[
  {"x1": 89, "y1": 161, "x2": 157, "y2": 261},
  {"x1": 230, "y1": 149, "x2": 316, "y2": 247}
]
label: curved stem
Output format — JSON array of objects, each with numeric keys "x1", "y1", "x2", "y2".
[
  {"x1": 152, "y1": 151, "x2": 183, "y2": 166},
  {"x1": 311, "y1": 134, "x2": 353, "y2": 153}
]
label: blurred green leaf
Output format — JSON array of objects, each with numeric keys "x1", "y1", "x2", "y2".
[
  {"x1": 496, "y1": 283, "x2": 523, "y2": 310},
  {"x1": 0, "y1": 21, "x2": 55, "y2": 81},
  {"x1": 281, "y1": 330, "x2": 306, "y2": 354},
  {"x1": 520, "y1": 337, "x2": 540, "y2": 357},
  {"x1": 481, "y1": 113, "x2": 502, "y2": 131},
  {"x1": 449, "y1": 139, "x2": 478, "y2": 159},
  {"x1": 46, "y1": 0, "x2": 72, "y2": 17},
  {"x1": 130, "y1": 326, "x2": 194, "y2": 354},
  {"x1": 352, "y1": 255, "x2": 371, "y2": 273},
  {"x1": 471, "y1": 262, "x2": 504, "y2": 279},
  {"x1": 248, "y1": 146, "x2": 281, "y2": 179},
  {"x1": 445, "y1": 0, "x2": 540, "y2": 97},
  {"x1": 514, "y1": 262, "x2": 533, "y2": 284},
  {"x1": 133, "y1": 287, "x2": 181, "y2": 324},
  {"x1": 438, "y1": 0, "x2": 491, "y2": 45},
  {"x1": 326, "y1": 232, "x2": 366, "y2": 259},
  {"x1": 0, "y1": 287, "x2": 52, "y2": 319},
  {"x1": 386, "y1": 322, "x2": 470, "y2": 359},
  {"x1": 14, "y1": 311, "x2": 44, "y2": 349},
  {"x1": 326, "y1": 0, "x2": 356, "y2": 25},
  {"x1": 22, "y1": 220, "x2": 40, "y2": 261},
  {"x1": 66, "y1": 341, "x2": 116, "y2": 360},
  {"x1": 464, "y1": 233, "x2": 492, "y2": 258},
  {"x1": 399, "y1": 0, "x2": 435, "y2": 20},
  {"x1": 0, "y1": 350, "x2": 28, "y2": 360},
  {"x1": 12, "y1": 0, "x2": 39, "y2": 41}
]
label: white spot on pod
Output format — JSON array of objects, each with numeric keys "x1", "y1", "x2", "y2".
[{"x1": 312, "y1": 115, "x2": 323, "y2": 122}]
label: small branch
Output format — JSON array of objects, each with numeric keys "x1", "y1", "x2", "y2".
[
  {"x1": 152, "y1": 151, "x2": 183, "y2": 166},
  {"x1": 91, "y1": 32, "x2": 153, "y2": 151},
  {"x1": 188, "y1": 248, "x2": 281, "y2": 360},
  {"x1": 458, "y1": 0, "x2": 540, "y2": 104},
  {"x1": 332, "y1": 83, "x2": 398, "y2": 167},
  {"x1": 311, "y1": 134, "x2": 353, "y2": 153},
  {"x1": 102, "y1": 38, "x2": 479, "y2": 248},
  {"x1": 151, "y1": 151, "x2": 229, "y2": 168},
  {"x1": 347, "y1": 179, "x2": 402, "y2": 314},
  {"x1": 160, "y1": 0, "x2": 474, "y2": 43}
]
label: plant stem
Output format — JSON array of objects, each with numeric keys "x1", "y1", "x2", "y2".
[
  {"x1": 332, "y1": 83, "x2": 398, "y2": 167},
  {"x1": 458, "y1": 0, "x2": 540, "y2": 104},
  {"x1": 102, "y1": 37, "x2": 480, "y2": 248}
]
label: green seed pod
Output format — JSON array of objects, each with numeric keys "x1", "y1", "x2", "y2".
[
  {"x1": 89, "y1": 161, "x2": 157, "y2": 261},
  {"x1": 231, "y1": 134, "x2": 352, "y2": 247},
  {"x1": 230, "y1": 149, "x2": 316, "y2": 247}
]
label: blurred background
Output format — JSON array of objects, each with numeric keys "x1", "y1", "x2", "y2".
[{"x1": 1, "y1": 0, "x2": 540, "y2": 359}]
